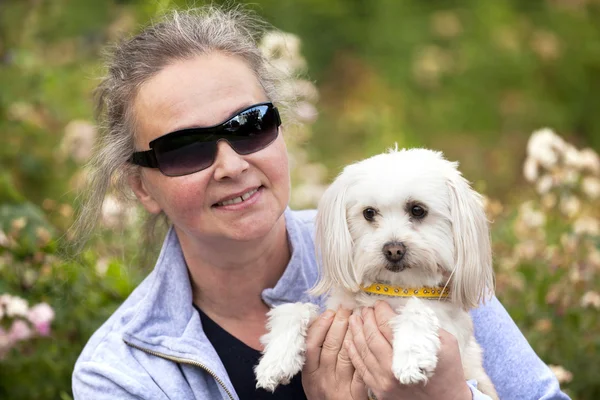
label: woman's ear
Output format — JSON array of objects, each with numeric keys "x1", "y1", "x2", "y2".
[{"x1": 128, "y1": 172, "x2": 162, "y2": 215}]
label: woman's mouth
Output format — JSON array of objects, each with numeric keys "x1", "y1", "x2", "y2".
[{"x1": 214, "y1": 187, "x2": 261, "y2": 207}]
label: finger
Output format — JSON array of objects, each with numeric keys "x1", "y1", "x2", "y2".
[
  {"x1": 360, "y1": 307, "x2": 394, "y2": 362},
  {"x1": 303, "y1": 309, "x2": 335, "y2": 373},
  {"x1": 350, "y1": 361, "x2": 369, "y2": 400},
  {"x1": 349, "y1": 314, "x2": 381, "y2": 374},
  {"x1": 320, "y1": 307, "x2": 352, "y2": 367},
  {"x1": 335, "y1": 322, "x2": 355, "y2": 379},
  {"x1": 373, "y1": 300, "x2": 397, "y2": 343},
  {"x1": 345, "y1": 337, "x2": 375, "y2": 390}
]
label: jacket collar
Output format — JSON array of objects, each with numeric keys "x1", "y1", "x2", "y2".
[{"x1": 121, "y1": 209, "x2": 320, "y2": 376}]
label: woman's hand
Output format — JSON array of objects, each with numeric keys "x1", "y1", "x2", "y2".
[
  {"x1": 302, "y1": 308, "x2": 368, "y2": 400},
  {"x1": 346, "y1": 301, "x2": 471, "y2": 400}
]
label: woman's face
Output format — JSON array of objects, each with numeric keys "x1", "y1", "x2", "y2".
[{"x1": 130, "y1": 53, "x2": 290, "y2": 244}]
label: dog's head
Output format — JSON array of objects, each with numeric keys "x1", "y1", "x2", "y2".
[{"x1": 312, "y1": 148, "x2": 494, "y2": 310}]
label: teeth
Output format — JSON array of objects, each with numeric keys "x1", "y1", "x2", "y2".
[{"x1": 217, "y1": 188, "x2": 258, "y2": 206}]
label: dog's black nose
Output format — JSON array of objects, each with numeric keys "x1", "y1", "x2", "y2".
[{"x1": 382, "y1": 241, "x2": 406, "y2": 263}]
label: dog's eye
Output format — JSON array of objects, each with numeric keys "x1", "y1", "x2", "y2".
[
  {"x1": 410, "y1": 205, "x2": 426, "y2": 219},
  {"x1": 363, "y1": 207, "x2": 377, "y2": 222}
]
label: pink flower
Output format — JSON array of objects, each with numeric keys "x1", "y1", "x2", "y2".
[
  {"x1": 27, "y1": 303, "x2": 55, "y2": 336},
  {"x1": 8, "y1": 320, "x2": 32, "y2": 342}
]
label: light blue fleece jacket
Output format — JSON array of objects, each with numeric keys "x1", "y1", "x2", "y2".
[{"x1": 72, "y1": 209, "x2": 570, "y2": 400}]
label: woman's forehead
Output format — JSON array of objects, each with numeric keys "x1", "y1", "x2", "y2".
[{"x1": 132, "y1": 53, "x2": 267, "y2": 142}]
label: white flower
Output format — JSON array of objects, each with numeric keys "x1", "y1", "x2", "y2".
[
  {"x1": 548, "y1": 364, "x2": 573, "y2": 384},
  {"x1": 3, "y1": 295, "x2": 29, "y2": 318},
  {"x1": 536, "y1": 175, "x2": 554, "y2": 194},
  {"x1": 527, "y1": 128, "x2": 564, "y2": 168},
  {"x1": 101, "y1": 195, "x2": 137, "y2": 228},
  {"x1": 559, "y1": 195, "x2": 581, "y2": 218},
  {"x1": 96, "y1": 258, "x2": 109, "y2": 277},
  {"x1": 514, "y1": 241, "x2": 538, "y2": 260},
  {"x1": 523, "y1": 158, "x2": 539, "y2": 182},
  {"x1": 573, "y1": 216, "x2": 599, "y2": 236},
  {"x1": 563, "y1": 144, "x2": 582, "y2": 170},
  {"x1": 582, "y1": 176, "x2": 600, "y2": 199},
  {"x1": 563, "y1": 168, "x2": 579, "y2": 185},
  {"x1": 588, "y1": 248, "x2": 600, "y2": 268},
  {"x1": 292, "y1": 80, "x2": 319, "y2": 103},
  {"x1": 519, "y1": 202, "x2": 546, "y2": 228},
  {"x1": 580, "y1": 291, "x2": 600, "y2": 309},
  {"x1": 260, "y1": 31, "x2": 306, "y2": 75},
  {"x1": 579, "y1": 148, "x2": 600, "y2": 173},
  {"x1": 60, "y1": 120, "x2": 97, "y2": 164},
  {"x1": 541, "y1": 193, "x2": 557, "y2": 209},
  {"x1": 294, "y1": 101, "x2": 318, "y2": 124},
  {"x1": 11, "y1": 217, "x2": 27, "y2": 231}
]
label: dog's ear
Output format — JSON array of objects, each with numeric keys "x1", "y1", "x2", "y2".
[
  {"x1": 310, "y1": 174, "x2": 359, "y2": 296},
  {"x1": 445, "y1": 164, "x2": 494, "y2": 310}
]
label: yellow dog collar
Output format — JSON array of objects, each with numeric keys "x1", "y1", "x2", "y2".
[{"x1": 361, "y1": 283, "x2": 450, "y2": 299}]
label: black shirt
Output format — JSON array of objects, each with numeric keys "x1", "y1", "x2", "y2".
[{"x1": 194, "y1": 304, "x2": 308, "y2": 400}]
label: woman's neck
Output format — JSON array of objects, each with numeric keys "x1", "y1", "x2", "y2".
[{"x1": 177, "y1": 215, "x2": 290, "y2": 320}]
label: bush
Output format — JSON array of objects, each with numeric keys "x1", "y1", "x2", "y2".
[
  {"x1": 0, "y1": 175, "x2": 144, "y2": 399},
  {"x1": 491, "y1": 129, "x2": 600, "y2": 399}
]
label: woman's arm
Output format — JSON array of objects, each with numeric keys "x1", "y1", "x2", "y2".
[{"x1": 471, "y1": 296, "x2": 570, "y2": 400}]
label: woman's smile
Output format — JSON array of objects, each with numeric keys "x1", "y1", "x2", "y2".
[{"x1": 213, "y1": 185, "x2": 264, "y2": 209}]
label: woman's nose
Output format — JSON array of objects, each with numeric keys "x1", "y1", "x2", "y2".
[{"x1": 212, "y1": 140, "x2": 250, "y2": 180}]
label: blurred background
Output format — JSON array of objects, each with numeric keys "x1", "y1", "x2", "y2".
[{"x1": 1, "y1": 0, "x2": 599, "y2": 398}]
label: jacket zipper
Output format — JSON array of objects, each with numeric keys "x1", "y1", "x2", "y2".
[{"x1": 123, "y1": 339, "x2": 235, "y2": 400}]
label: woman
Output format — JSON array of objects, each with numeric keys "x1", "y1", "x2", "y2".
[{"x1": 72, "y1": 6, "x2": 569, "y2": 400}]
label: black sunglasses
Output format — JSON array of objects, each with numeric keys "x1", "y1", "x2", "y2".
[{"x1": 129, "y1": 102, "x2": 281, "y2": 177}]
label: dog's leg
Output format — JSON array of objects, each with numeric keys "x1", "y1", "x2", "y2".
[
  {"x1": 390, "y1": 297, "x2": 441, "y2": 385},
  {"x1": 462, "y1": 337, "x2": 499, "y2": 400},
  {"x1": 255, "y1": 302, "x2": 319, "y2": 392}
]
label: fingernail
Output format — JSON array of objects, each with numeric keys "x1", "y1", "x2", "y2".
[{"x1": 322, "y1": 310, "x2": 335, "y2": 320}]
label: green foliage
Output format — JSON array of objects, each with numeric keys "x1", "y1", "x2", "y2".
[{"x1": 0, "y1": 0, "x2": 599, "y2": 399}]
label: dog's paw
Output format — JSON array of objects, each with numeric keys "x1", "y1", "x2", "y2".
[
  {"x1": 254, "y1": 352, "x2": 303, "y2": 392},
  {"x1": 392, "y1": 355, "x2": 437, "y2": 385}
]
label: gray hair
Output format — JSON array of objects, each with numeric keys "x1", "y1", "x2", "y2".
[{"x1": 71, "y1": 5, "x2": 293, "y2": 248}]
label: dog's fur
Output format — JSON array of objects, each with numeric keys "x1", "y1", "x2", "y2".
[{"x1": 255, "y1": 148, "x2": 498, "y2": 399}]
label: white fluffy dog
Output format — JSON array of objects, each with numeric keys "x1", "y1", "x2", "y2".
[{"x1": 255, "y1": 148, "x2": 498, "y2": 399}]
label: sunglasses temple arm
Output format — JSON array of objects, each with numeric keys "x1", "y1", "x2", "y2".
[{"x1": 130, "y1": 150, "x2": 159, "y2": 168}]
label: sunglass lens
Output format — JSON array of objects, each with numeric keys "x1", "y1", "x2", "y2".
[
  {"x1": 154, "y1": 139, "x2": 216, "y2": 177},
  {"x1": 229, "y1": 106, "x2": 279, "y2": 154}
]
